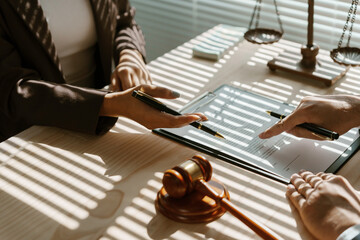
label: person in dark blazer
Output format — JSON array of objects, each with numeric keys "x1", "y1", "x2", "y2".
[{"x1": 0, "y1": 0, "x2": 205, "y2": 141}]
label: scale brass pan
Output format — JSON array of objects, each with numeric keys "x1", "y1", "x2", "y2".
[
  {"x1": 330, "y1": 47, "x2": 360, "y2": 67},
  {"x1": 330, "y1": 0, "x2": 360, "y2": 67},
  {"x1": 244, "y1": 28, "x2": 283, "y2": 44},
  {"x1": 245, "y1": 0, "x2": 283, "y2": 45}
]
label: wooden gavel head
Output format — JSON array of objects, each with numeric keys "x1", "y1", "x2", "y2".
[
  {"x1": 162, "y1": 155, "x2": 212, "y2": 198},
  {"x1": 156, "y1": 155, "x2": 229, "y2": 223}
]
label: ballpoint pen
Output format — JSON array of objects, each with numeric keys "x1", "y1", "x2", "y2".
[
  {"x1": 266, "y1": 111, "x2": 339, "y2": 140},
  {"x1": 132, "y1": 90, "x2": 225, "y2": 139}
]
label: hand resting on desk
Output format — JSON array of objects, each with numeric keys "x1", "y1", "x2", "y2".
[
  {"x1": 259, "y1": 95, "x2": 360, "y2": 140},
  {"x1": 99, "y1": 84, "x2": 208, "y2": 129},
  {"x1": 286, "y1": 170, "x2": 360, "y2": 240}
]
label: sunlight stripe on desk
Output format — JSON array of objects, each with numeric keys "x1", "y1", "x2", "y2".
[
  {"x1": 258, "y1": 48, "x2": 281, "y2": 57},
  {"x1": 253, "y1": 82, "x2": 292, "y2": 96},
  {"x1": 344, "y1": 78, "x2": 360, "y2": 86},
  {"x1": 3, "y1": 159, "x2": 97, "y2": 209},
  {"x1": 106, "y1": 225, "x2": 138, "y2": 240},
  {"x1": 115, "y1": 217, "x2": 150, "y2": 239},
  {"x1": 149, "y1": 61, "x2": 210, "y2": 83},
  {"x1": 125, "y1": 204, "x2": 153, "y2": 224},
  {"x1": 170, "y1": 48, "x2": 193, "y2": 59},
  {"x1": 114, "y1": 117, "x2": 148, "y2": 134},
  {"x1": 148, "y1": 65, "x2": 205, "y2": 88},
  {"x1": 0, "y1": 142, "x2": 22, "y2": 161},
  {"x1": 0, "y1": 167, "x2": 89, "y2": 219},
  {"x1": 7, "y1": 137, "x2": 114, "y2": 189},
  {"x1": 151, "y1": 78, "x2": 199, "y2": 101},
  {"x1": 13, "y1": 150, "x2": 106, "y2": 198},
  {"x1": 26, "y1": 144, "x2": 113, "y2": 190},
  {"x1": 264, "y1": 79, "x2": 294, "y2": 89},
  {"x1": 163, "y1": 52, "x2": 219, "y2": 73},
  {"x1": 150, "y1": 71, "x2": 204, "y2": 90},
  {"x1": 254, "y1": 52, "x2": 274, "y2": 61},
  {"x1": 250, "y1": 87, "x2": 289, "y2": 102},
  {"x1": 341, "y1": 82, "x2": 360, "y2": 92},
  {"x1": 334, "y1": 87, "x2": 359, "y2": 95},
  {"x1": 113, "y1": 122, "x2": 143, "y2": 134},
  {"x1": 157, "y1": 56, "x2": 214, "y2": 78},
  {"x1": 176, "y1": 45, "x2": 193, "y2": 55},
  {"x1": 0, "y1": 151, "x2": 7, "y2": 164},
  {"x1": 0, "y1": 178, "x2": 79, "y2": 230}
]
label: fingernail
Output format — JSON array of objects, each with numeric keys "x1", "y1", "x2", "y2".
[{"x1": 172, "y1": 91, "x2": 180, "y2": 98}]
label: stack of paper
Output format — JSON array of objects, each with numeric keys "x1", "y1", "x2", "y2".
[{"x1": 192, "y1": 24, "x2": 244, "y2": 61}]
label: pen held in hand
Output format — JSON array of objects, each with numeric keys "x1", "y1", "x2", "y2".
[
  {"x1": 132, "y1": 90, "x2": 225, "y2": 139},
  {"x1": 266, "y1": 111, "x2": 339, "y2": 140}
]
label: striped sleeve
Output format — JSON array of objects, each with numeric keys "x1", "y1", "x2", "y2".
[{"x1": 113, "y1": 0, "x2": 146, "y2": 65}]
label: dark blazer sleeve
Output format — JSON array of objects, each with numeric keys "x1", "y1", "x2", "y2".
[
  {"x1": 0, "y1": 12, "x2": 116, "y2": 140},
  {"x1": 113, "y1": 0, "x2": 146, "y2": 65}
]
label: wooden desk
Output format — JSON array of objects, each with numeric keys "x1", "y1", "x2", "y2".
[{"x1": 1, "y1": 25, "x2": 360, "y2": 240}]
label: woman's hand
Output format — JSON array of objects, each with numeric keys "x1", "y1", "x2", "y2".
[
  {"x1": 99, "y1": 84, "x2": 207, "y2": 129},
  {"x1": 110, "y1": 49, "x2": 152, "y2": 91},
  {"x1": 259, "y1": 95, "x2": 360, "y2": 140}
]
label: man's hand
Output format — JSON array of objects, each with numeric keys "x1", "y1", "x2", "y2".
[
  {"x1": 259, "y1": 95, "x2": 360, "y2": 140},
  {"x1": 110, "y1": 49, "x2": 152, "y2": 91},
  {"x1": 286, "y1": 171, "x2": 360, "y2": 240},
  {"x1": 99, "y1": 84, "x2": 207, "y2": 129}
]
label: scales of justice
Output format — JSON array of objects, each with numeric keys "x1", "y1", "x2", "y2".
[{"x1": 244, "y1": 0, "x2": 360, "y2": 86}]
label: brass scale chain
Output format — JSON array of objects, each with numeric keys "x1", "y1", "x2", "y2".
[
  {"x1": 248, "y1": 0, "x2": 284, "y2": 33},
  {"x1": 338, "y1": 0, "x2": 359, "y2": 48}
]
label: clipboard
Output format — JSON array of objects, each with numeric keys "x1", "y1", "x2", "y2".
[{"x1": 153, "y1": 84, "x2": 360, "y2": 184}]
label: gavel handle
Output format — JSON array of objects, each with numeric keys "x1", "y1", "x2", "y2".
[
  {"x1": 220, "y1": 198, "x2": 281, "y2": 240},
  {"x1": 197, "y1": 179, "x2": 282, "y2": 240}
]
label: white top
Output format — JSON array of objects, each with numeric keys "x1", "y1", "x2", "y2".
[{"x1": 39, "y1": 0, "x2": 98, "y2": 87}]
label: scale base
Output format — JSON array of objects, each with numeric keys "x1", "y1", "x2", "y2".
[
  {"x1": 155, "y1": 179, "x2": 229, "y2": 223},
  {"x1": 267, "y1": 50, "x2": 349, "y2": 86}
]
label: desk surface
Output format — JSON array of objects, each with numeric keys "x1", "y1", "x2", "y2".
[{"x1": 1, "y1": 25, "x2": 360, "y2": 240}]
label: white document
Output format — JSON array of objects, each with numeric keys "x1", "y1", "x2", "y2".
[{"x1": 157, "y1": 85, "x2": 360, "y2": 182}]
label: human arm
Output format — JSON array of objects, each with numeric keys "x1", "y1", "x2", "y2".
[
  {"x1": 286, "y1": 170, "x2": 360, "y2": 240},
  {"x1": 100, "y1": 84, "x2": 207, "y2": 129},
  {"x1": 0, "y1": 7, "x2": 116, "y2": 140},
  {"x1": 259, "y1": 95, "x2": 360, "y2": 140},
  {"x1": 111, "y1": 0, "x2": 151, "y2": 91}
]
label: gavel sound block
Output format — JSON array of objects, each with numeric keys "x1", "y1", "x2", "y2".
[{"x1": 155, "y1": 155, "x2": 281, "y2": 240}]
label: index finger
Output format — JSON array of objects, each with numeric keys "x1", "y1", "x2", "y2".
[{"x1": 258, "y1": 111, "x2": 306, "y2": 139}]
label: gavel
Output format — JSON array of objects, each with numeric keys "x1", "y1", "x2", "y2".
[{"x1": 156, "y1": 155, "x2": 281, "y2": 240}]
